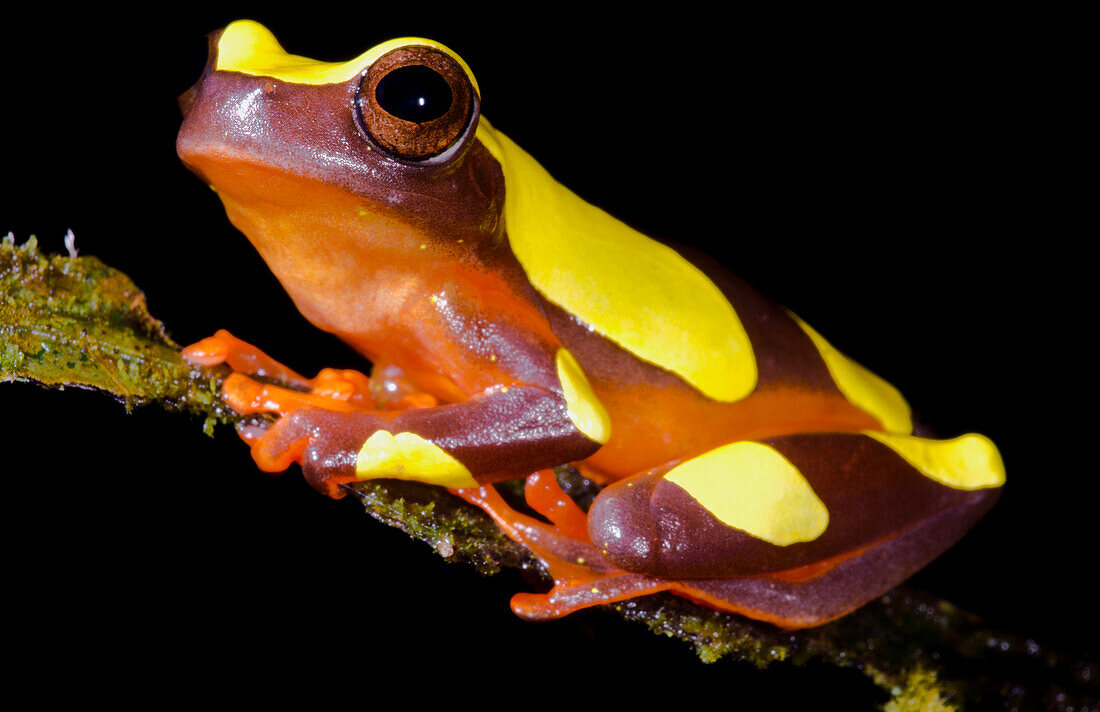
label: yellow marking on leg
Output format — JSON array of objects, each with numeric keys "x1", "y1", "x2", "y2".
[
  {"x1": 664, "y1": 442, "x2": 829, "y2": 546},
  {"x1": 865, "y1": 431, "x2": 1005, "y2": 490},
  {"x1": 793, "y1": 314, "x2": 913, "y2": 434},
  {"x1": 556, "y1": 348, "x2": 611, "y2": 444},
  {"x1": 356, "y1": 431, "x2": 478, "y2": 488}
]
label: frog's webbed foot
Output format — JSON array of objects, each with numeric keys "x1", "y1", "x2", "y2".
[
  {"x1": 451, "y1": 472, "x2": 679, "y2": 620},
  {"x1": 191, "y1": 368, "x2": 390, "y2": 496},
  {"x1": 184, "y1": 329, "x2": 438, "y2": 414},
  {"x1": 182, "y1": 331, "x2": 425, "y2": 497},
  {"x1": 183, "y1": 329, "x2": 381, "y2": 413},
  {"x1": 183, "y1": 329, "x2": 312, "y2": 390}
]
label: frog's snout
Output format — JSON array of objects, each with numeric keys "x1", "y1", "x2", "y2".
[
  {"x1": 178, "y1": 29, "x2": 222, "y2": 119},
  {"x1": 178, "y1": 83, "x2": 198, "y2": 119}
]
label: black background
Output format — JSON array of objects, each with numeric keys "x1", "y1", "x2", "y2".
[{"x1": 2, "y1": 5, "x2": 1089, "y2": 708}]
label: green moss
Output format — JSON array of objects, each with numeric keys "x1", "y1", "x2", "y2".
[
  {"x1": 0, "y1": 339, "x2": 25, "y2": 371},
  {"x1": 0, "y1": 235, "x2": 233, "y2": 420},
  {"x1": 877, "y1": 666, "x2": 957, "y2": 712},
  {"x1": 349, "y1": 478, "x2": 534, "y2": 575}
]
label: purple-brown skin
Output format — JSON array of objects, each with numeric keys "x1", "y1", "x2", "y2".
[
  {"x1": 177, "y1": 28, "x2": 1001, "y2": 627},
  {"x1": 590, "y1": 434, "x2": 997, "y2": 578}
]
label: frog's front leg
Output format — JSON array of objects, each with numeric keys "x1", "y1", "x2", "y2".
[
  {"x1": 183, "y1": 329, "x2": 313, "y2": 390},
  {"x1": 217, "y1": 374, "x2": 604, "y2": 498},
  {"x1": 183, "y1": 330, "x2": 433, "y2": 414}
]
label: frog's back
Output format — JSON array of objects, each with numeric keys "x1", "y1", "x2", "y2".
[{"x1": 477, "y1": 124, "x2": 912, "y2": 478}]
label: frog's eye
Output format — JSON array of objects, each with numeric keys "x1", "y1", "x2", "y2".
[{"x1": 358, "y1": 46, "x2": 474, "y2": 160}]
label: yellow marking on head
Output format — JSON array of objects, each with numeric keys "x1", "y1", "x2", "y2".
[
  {"x1": 475, "y1": 119, "x2": 756, "y2": 403},
  {"x1": 665, "y1": 441, "x2": 829, "y2": 546},
  {"x1": 556, "y1": 349, "x2": 611, "y2": 444},
  {"x1": 356, "y1": 430, "x2": 477, "y2": 488},
  {"x1": 215, "y1": 20, "x2": 480, "y2": 95},
  {"x1": 793, "y1": 314, "x2": 913, "y2": 434},
  {"x1": 865, "y1": 431, "x2": 1005, "y2": 490}
]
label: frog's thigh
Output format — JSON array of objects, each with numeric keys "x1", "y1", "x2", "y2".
[
  {"x1": 587, "y1": 433, "x2": 1001, "y2": 581},
  {"x1": 588, "y1": 444, "x2": 830, "y2": 580}
]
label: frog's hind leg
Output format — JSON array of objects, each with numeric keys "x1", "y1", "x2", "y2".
[
  {"x1": 583, "y1": 431, "x2": 1003, "y2": 628},
  {"x1": 452, "y1": 472, "x2": 981, "y2": 628},
  {"x1": 446, "y1": 430, "x2": 1003, "y2": 628}
]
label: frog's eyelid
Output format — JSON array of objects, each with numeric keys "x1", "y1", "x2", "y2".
[{"x1": 215, "y1": 20, "x2": 481, "y2": 97}]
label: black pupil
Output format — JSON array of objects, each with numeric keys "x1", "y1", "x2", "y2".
[{"x1": 375, "y1": 65, "x2": 453, "y2": 123}]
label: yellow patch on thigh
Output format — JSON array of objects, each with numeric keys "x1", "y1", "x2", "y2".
[{"x1": 664, "y1": 441, "x2": 829, "y2": 546}]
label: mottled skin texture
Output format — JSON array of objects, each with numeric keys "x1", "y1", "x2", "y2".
[{"x1": 177, "y1": 27, "x2": 1001, "y2": 627}]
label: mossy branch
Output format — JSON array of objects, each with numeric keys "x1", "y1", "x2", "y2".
[{"x1": 2, "y1": 236, "x2": 1094, "y2": 711}]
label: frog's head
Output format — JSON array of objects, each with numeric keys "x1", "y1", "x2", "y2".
[{"x1": 177, "y1": 21, "x2": 504, "y2": 329}]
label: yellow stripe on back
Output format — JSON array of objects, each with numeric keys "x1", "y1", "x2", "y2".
[
  {"x1": 664, "y1": 441, "x2": 829, "y2": 546},
  {"x1": 793, "y1": 314, "x2": 913, "y2": 434},
  {"x1": 476, "y1": 121, "x2": 757, "y2": 403},
  {"x1": 865, "y1": 431, "x2": 1005, "y2": 490},
  {"x1": 215, "y1": 20, "x2": 481, "y2": 94}
]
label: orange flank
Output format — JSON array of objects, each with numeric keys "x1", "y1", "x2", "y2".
[{"x1": 585, "y1": 383, "x2": 885, "y2": 480}]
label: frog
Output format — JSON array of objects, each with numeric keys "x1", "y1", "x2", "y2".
[{"x1": 176, "y1": 20, "x2": 1004, "y2": 629}]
